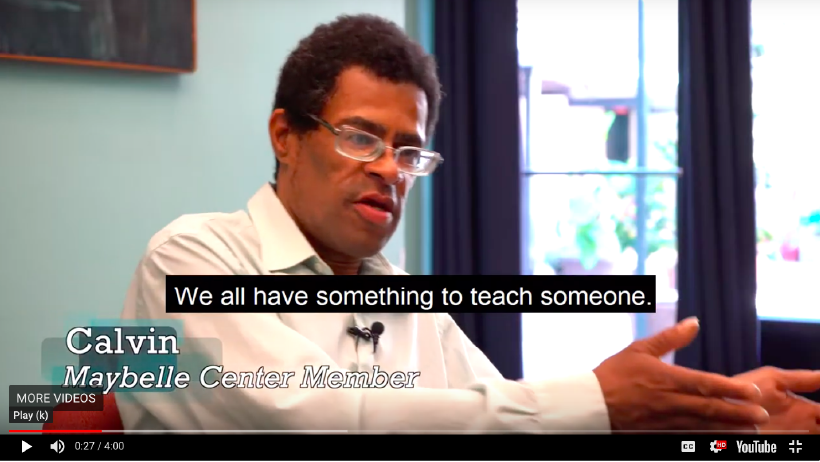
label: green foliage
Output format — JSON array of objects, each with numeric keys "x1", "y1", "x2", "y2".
[
  {"x1": 576, "y1": 220, "x2": 602, "y2": 270},
  {"x1": 610, "y1": 138, "x2": 678, "y2": 255},
  {"x1": 568, "y1": 137, "x2": 678, "y2": 269}
]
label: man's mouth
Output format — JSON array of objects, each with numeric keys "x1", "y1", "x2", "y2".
[{"x1": 353, "y1": 195, "x2": 395, "y2": 226}]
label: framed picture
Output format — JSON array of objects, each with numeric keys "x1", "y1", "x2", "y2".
[{"x1": 0, "y1": 0, "x2": 196, "y2": 73}]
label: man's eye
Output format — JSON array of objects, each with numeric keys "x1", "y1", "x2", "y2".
[
  {"x1": 349, "y1": 134, "x2": 376, "y2": 146},
  {"x1": 403, "y1": 154, "x2": 420, "y2": 166},
  {"x1": 398, "y1": 150, "x2": 422, "y2": 165}
]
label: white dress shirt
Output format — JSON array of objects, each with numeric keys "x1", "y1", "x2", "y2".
[{"x1": 118, "y1": 183, "x2": 611, "y2": 432}]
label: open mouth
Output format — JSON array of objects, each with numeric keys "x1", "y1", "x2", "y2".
[
  {"x1": 357, "y1": 197, "x2": 392, "y2": 213},
  {"x1": 353, "y1": 197, "x2": 394, "y2": 226}
]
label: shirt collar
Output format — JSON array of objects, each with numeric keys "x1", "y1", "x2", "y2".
[{"x1": 247, "y1": 183, "x2": 395, "y2": 274}]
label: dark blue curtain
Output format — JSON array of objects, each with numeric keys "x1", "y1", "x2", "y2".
[
  {"x1": 432, "y1": 0, "x2": 523, "y2": 380},
  {"x1": 675, "y1": 0, "x2": 759, "y2": 375}
]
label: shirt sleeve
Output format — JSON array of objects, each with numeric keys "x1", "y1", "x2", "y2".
[
  {"x1": 119, "y1": 232, "x2": 611, "y2": 433},
  {"x1": 435, "y1": 313, "x2": 611, "y2": 432}
]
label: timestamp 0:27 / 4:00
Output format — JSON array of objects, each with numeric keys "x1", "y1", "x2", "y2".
[{"x1": 75, "y1": 441, "x2": 125, "y2": 451}]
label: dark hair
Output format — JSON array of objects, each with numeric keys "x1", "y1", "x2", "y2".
[{"x1": 272, "y1": 14, "x2": 441, "y2": 178}]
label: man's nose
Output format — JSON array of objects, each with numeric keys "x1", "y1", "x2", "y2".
[{"x1": 364, "y1": 147, "x2": 401, "y2": 185}]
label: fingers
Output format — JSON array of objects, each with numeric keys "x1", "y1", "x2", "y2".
[
  {"x1": 672, "y1": 366, "x2": 764, "y2": 402},
  {"x1": 775, "y1": 370, "x2": 820, "y2": 393},
  {"x1": 630, "y1": 317, "x2": 700, "y2": 357},
  {"x1": 786, "y1": 390, "x2": 820, "y2": 405},
  {"x1": 786, "y1": 390, "x2": 820, "y2": 428},
  {"x1": 666, "y1": 394, "x2": 770, "y2": 426}
]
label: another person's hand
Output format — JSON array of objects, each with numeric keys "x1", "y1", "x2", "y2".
[
  {"x1": 593, "y1": 317, "x2": 769, "y2": 432},
  {"x1": 736, "y1": 367, "x2": 820, "y2": 434}
]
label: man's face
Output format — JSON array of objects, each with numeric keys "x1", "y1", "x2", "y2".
[{"x1": 272, "y1": 66, "x2": 427, "y2": 260}]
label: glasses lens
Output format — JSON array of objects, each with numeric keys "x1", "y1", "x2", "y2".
[
  {"x1": 337, "y1": 128, "x2": 381, "y2": 158},
  {"x1": 397, "y1": 148, "x2": 437, "y2": 174}
]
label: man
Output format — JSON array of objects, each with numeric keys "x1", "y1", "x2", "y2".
[{"x1": 120, "y1": 14, "x2": 820, "y2": 432}]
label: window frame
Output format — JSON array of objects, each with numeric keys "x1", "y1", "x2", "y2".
[{"x1": 517, "y1": 0, "x2": 681, "y2": 341}]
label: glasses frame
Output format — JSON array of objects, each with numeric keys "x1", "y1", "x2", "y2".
[{"x1": 307, "y1": 114, "x2": 443, "y2": 176}]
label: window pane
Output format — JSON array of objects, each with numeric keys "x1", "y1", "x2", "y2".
[
  {"x1": 522, "y1": 173, "x2": 678, "y2": 377},
  {"x1": 527, "y1": 174, "x2": 635, "y2": 277},
  {"x1": 518, "y1": 0, "x2": 680, "y2": 379},
  {"x1": 518, "y1": 0, "x2": 678, "y2": 173},
  {"x1": 752, "y1": 0, "x2": 820, "y2": 322},
  {"x1": 526, "y1": 173, "x2": 678, "y2": 294}
]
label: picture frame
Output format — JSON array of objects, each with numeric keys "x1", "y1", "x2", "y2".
[{"x1": 0, "y1": 0, "x2": 196, "y2": 73}]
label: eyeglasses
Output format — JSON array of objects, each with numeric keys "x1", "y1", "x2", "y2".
[{"x1": 308, "y1": 114, "x2": 443, "y2": 176}]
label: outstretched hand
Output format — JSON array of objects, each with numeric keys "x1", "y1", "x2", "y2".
[
  {"x1": 736, "y1": 367, "x2": 820, "y2": 434},
  {"x1": 594, "y1": 317, "x2": 768, "y2": 432}
]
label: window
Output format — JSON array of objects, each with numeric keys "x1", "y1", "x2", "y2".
[
  {"x1": 517, "y1": 0, "x2": 680, "y2": 380},
  {"x1": 752, "y1": 0, "x2": 820, "y2": 323}
]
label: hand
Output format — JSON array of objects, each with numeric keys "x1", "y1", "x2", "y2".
[
  {"x1": 736, "y1": 367, "x2": 820, "y2": 434},
  {"x1": 593, "y1": 317, "x2": 769, "y2": 432}
]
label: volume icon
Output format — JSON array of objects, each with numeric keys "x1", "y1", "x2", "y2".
[{"x1": 50, "y1": 440, "x2": 64, "y2": 454}]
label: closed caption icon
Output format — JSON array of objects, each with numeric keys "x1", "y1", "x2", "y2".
[{"x1": 681, "y1": 441, "x2": 695, "y2": 452}]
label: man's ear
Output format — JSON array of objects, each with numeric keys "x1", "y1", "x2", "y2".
[{"x1": 269, "y1": 109, "x2": 293, "y2": 169}]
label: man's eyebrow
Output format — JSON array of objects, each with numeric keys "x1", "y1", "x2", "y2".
[
  {"x1": 395, "y1": 132, "x2": 424, "y2": 148},
  {"x1": 336, "y1": 116, "x2": 386, "y2": 136},
  {"x1": 335, "y1": 116, "x2": 424, "y2": 147}
]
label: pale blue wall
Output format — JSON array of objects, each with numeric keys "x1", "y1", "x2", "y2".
[
  {"x1": 0, "y1": 0, "x2": 406, "y2": 431},
  {"x1": 403, "y1": 0, "x2": 434, "y2": 276}
]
